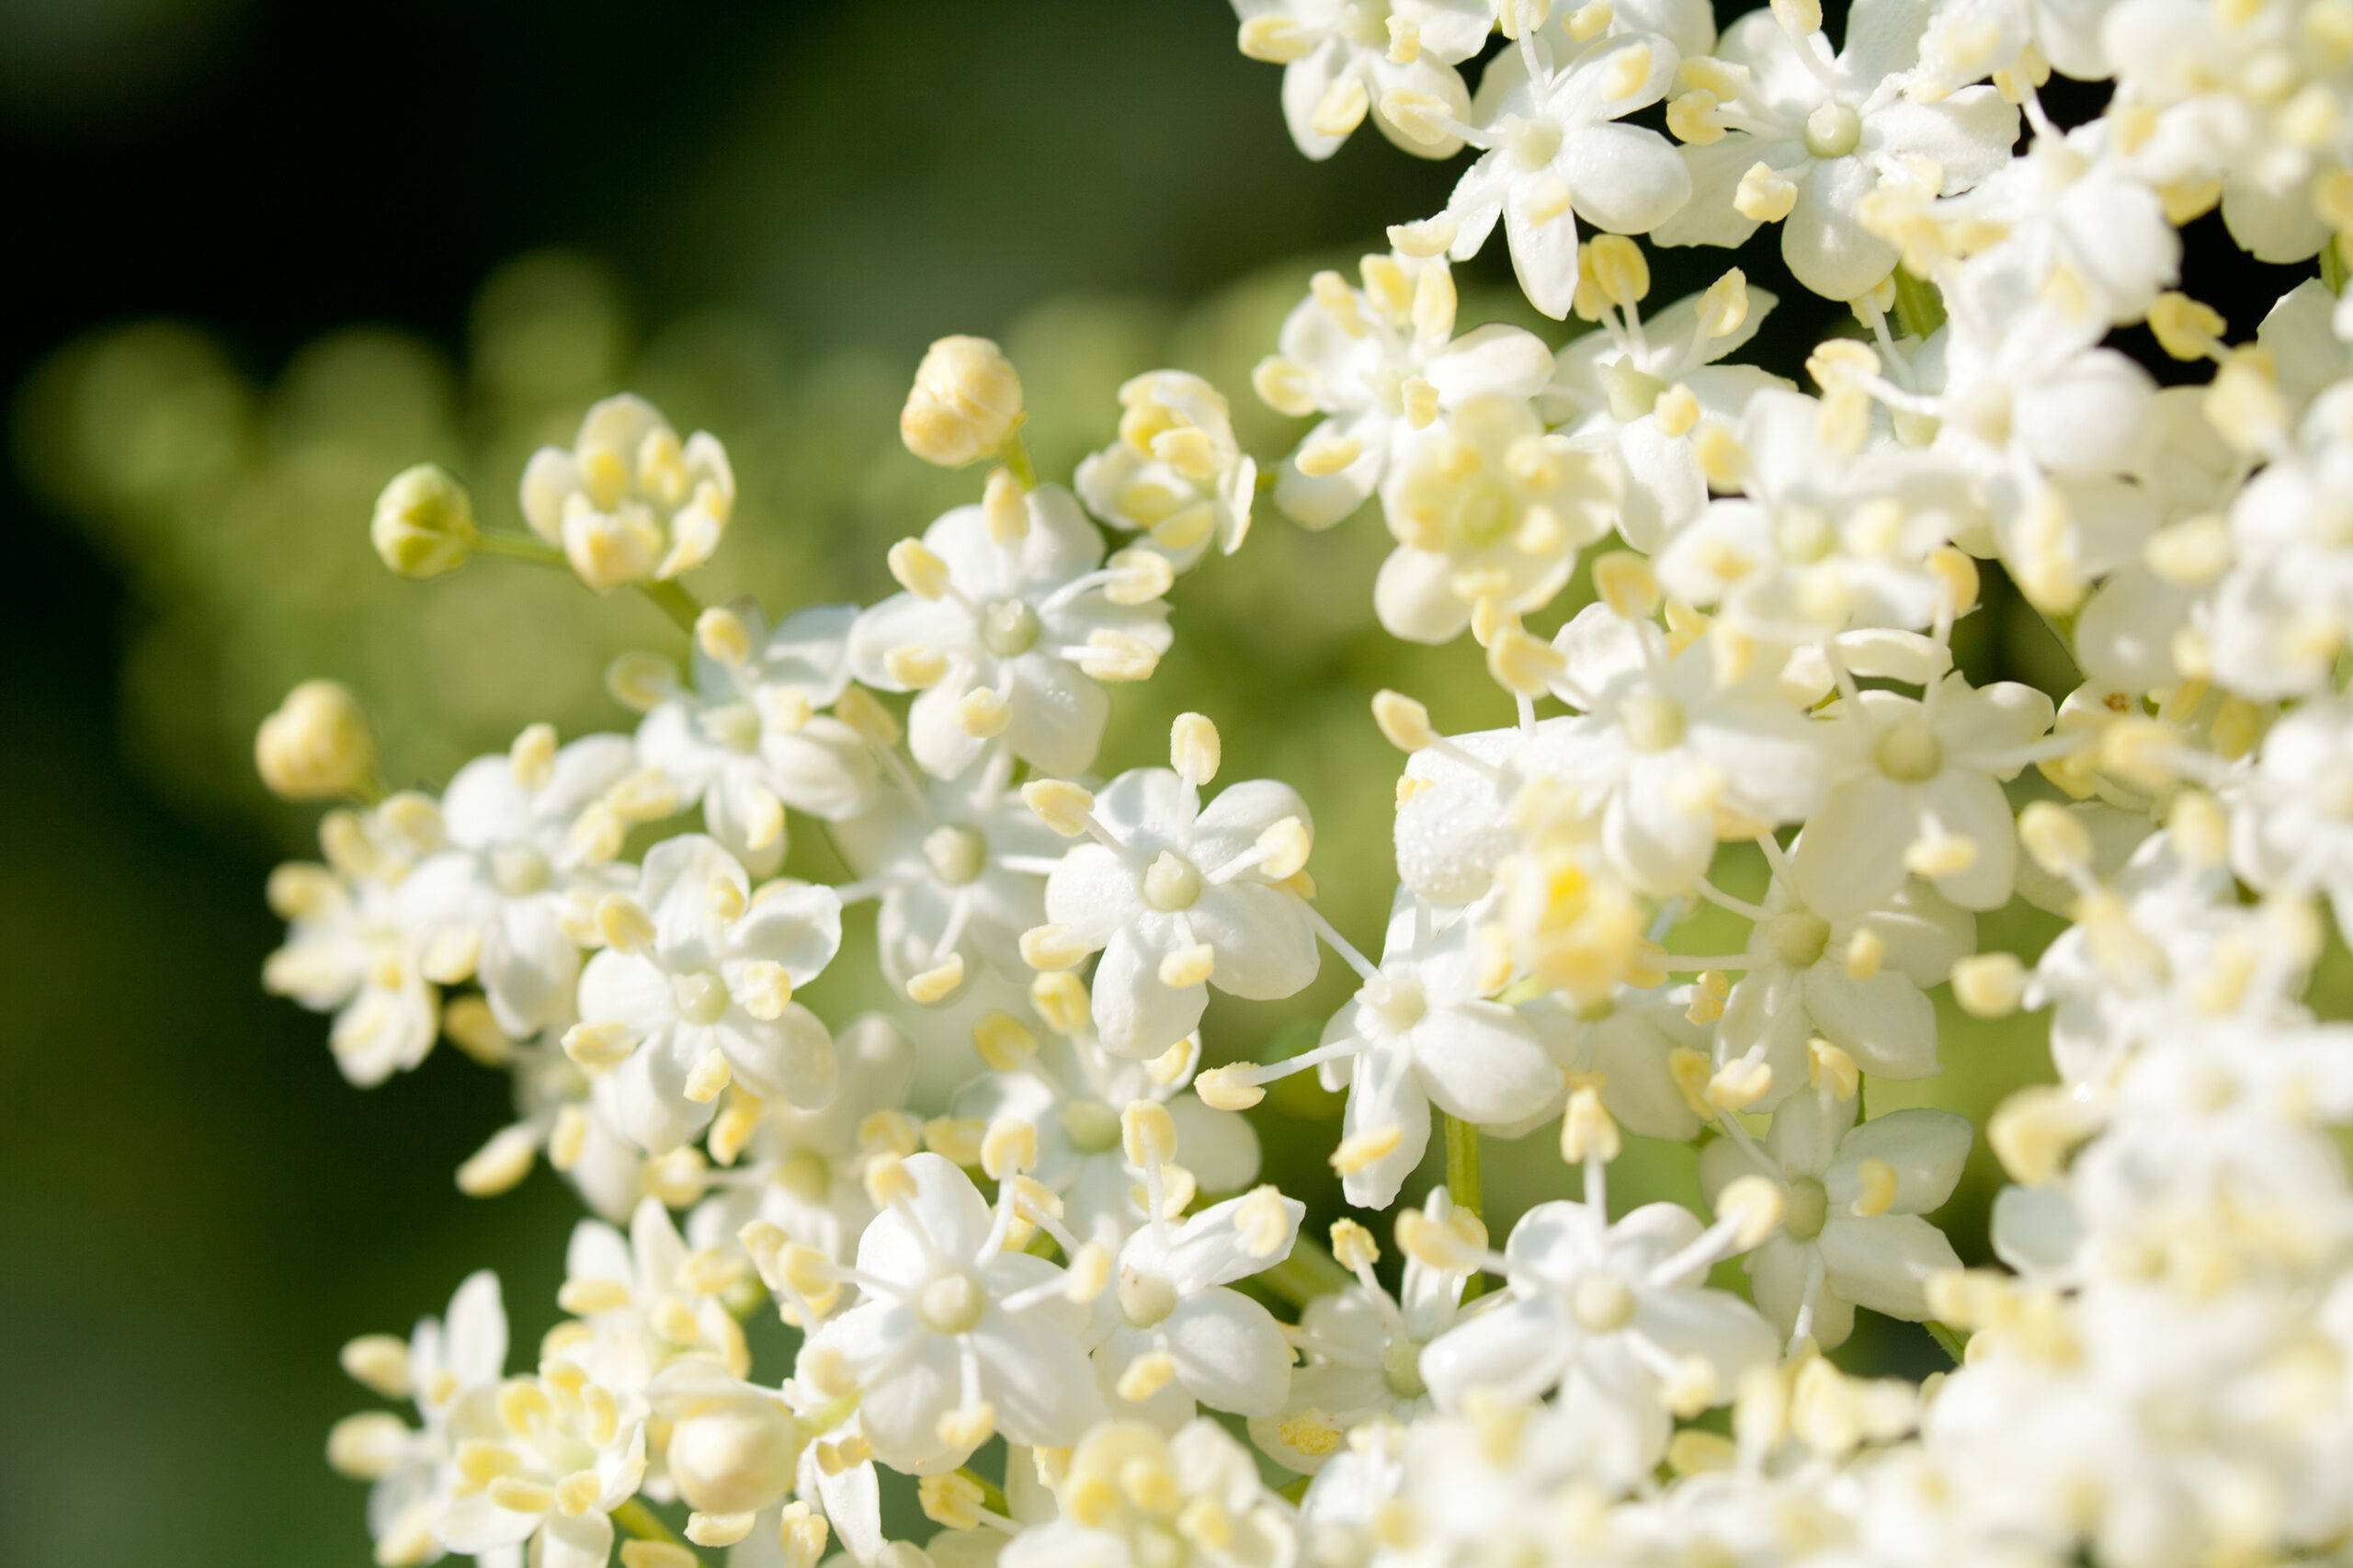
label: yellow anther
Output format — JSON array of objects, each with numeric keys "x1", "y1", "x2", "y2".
[
  {"x1": 1296, "y1": 433, "x2": 1364, "y2": 478},
  {"x1": 1851, "y1": 1156, "x2": 1898, "y2": 1218},
  {"x1": 1171, "y1": 712, "x2": 1221, "y2": 787},
  {"x1": 1122, "y1": 1100, "x2": 1179, "y2": 1165},
  {"x1": 1330, "y1": 1124, "x2": 1404, "y2": 1175},
  {"x1": 887, "y1": 539, "x2": 952, "y2": 600},
  {"x1": 1192, "y1": 1064, "x2": 1266, "y2": 1111},
  {"x1": 972, "y1": 1009, "x2": 1038, "y2": 1072},
  {"x1": 1718, "y1": 1174, "x2": 1785, "y2": 1246},
  {"x1": 1733, "y1": 162, "x2": 1800, "y2": 223},
  {"x1": 1157, "y1": 942, "x2": 1215, "y2": 989},
  {"x1": 1031, "y1": 969, "x2": 1091, "y2": 1032},
  {"x1": 1021, "y1": 779, "x2": 1097, "y2": 836},
  {"x1": 1950, "y1": 952, "x2": 2026, "y2": 1017},
  {"x1": 906, "y1": 955, "x2": 967, "y2": 1006},
  {"x1": 982, "y1": 1117, "x2": 1038, "y2": 1179},
  {"x1": 1809, "y1": 1039, "x2": 1860, "y2": 1100},
  {"x1": 1371, "y1": 689, "x2": 1437, "y2": 752},
  {"x1": 1560, "y1": 1085, "x2": 1621, "y2": 1164}
]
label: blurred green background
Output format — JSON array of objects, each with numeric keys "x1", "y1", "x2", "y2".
[{"x1": 0, "y1": 3, "x2": 2107, "y2": 1563}]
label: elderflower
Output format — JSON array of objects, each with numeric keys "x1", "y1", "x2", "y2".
[{"x1": 521, "y1": 394, "x2": 733, "y2": 591}]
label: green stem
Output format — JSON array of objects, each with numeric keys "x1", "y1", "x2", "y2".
[
  {"x1": 638, "y1": 578, "x2": 704, "y2": 635},
  {"x1": 611, "y1": 1498, "x2": 681, "y2": 1546},
  {"x1": 1891, "y1": 267, "x2": 1946, "y2": 341},
  {"x1": 956, "y1": 1468, "x2": 1010, "y2": 1517},
  {"x1": 472, "y1": 528, "x2": 566, "y2": 565},
  {"x1": 2325, "y1": 233, "x2": 2347, "y2": 296},
  {"x1": 997, "y1": 430, "x2": 1039, "y2": 491},
  {"x1": 1259, "y1": 1233, "x2": 1355, "y2": 1308},
  {"x1": 1926, "y1": 1320, "x2": 1968, "y2": 1366},
  {"x1": 1441, "y1": 1112, "x2": 1486, "y2": 1301},
  {"x1": 472, "y1": 528, "x2": 700, "y2": 635}
]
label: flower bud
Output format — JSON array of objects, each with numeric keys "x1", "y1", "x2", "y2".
[
  {"x1": 901, "y1": 336, "x2": 1025, "y2": 467},
  {"x1": 667, "y1": 1401, "x2": 802, "y2": 1517},
  {"x1": 370, "y1": 463, "x2": 478, "y2": 579},
  {"x1": 256, "y1": 680, "x2": 377, "y2": 801}
]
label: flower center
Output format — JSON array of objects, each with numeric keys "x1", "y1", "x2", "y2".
[
  {"x1": 775, "y1": 1150, "x2": 831, "y2": 1201},
  {"x1": 1449, "y1": 476, "x2": 1515, "y2": 550},
  {"x1": 1365, "y1": 971, "x2": 1427, "y2": 1032},
  {"x1": 674, "y1": 971, "x2": 730, "y2": 1025},
  {"x1": 922, "y1": 823, "x2": 987, "y2": 886},
  {"x1": 1119, "y1": 1268, "x2": 1179, "y2": 1328},
  {"x1": 1142, "y1": 850, "x2": 1203, "y2": 912},
  {"x1": 1570, "y1": 1272, "x2": 1636, "y2": 1334},
  {"x1": 704, "y1": 701, "x2": 764, "y2": 753},
  {"x1": 1762, "y1": 910, "x2": 1832, "y2": 969},
  {"x1": 980, "y1": 598, "x2": 1041, "y2": 657},
  {"x1": 1774, "y1": 504, "x2": 1834, "y2": 563},
  {"x1": 1620, "y1": 693, "x2": 1687, "y2": 753},
  {"x1": 1802, "y1": 100, "x2": 1862, "y2": 159},
  {"x1": 491, "y1": 845, "x2": 552, "y2": 896},
  {"x1": 1381, "y1": 1337, "x2": 1428, "y2": 1399},
  {"x1": 1506, "y1": 116, "x2": 1563, "y2": 169},
  {"x1": 1601, "y1": 360, "x2": 1665, "y2": 425},
  {"x1": 1062, "y1": 1098, "x2": 1123, "y2": 1154},
  {"x1": 1874, "y1": 715, "x2": 1944, "y2": 782},
  {"x1": 916, "y1": 1270, "x2": 986, "y2": 1335},
  {"x1": 1785, "y1": 1178, "x2": 1829, "y2": 1241}
]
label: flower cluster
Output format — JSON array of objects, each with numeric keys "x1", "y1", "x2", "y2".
[{"x1": 272, "y1": 3, "x2": 2353, "y2": 1564}]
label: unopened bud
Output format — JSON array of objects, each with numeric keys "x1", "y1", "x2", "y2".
[{"x1": 370, "y1": 463, "x2": 477, "y2": 579}]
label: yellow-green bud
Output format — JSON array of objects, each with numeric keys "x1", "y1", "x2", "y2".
[{"x1": 370, "y1": 463, "x2": 478, "y2": 579}]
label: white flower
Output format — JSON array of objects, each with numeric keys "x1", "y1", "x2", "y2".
[
  {"x1": 2229, "y1": 699, "x2": 2353, "y2": 935},
  {"x1": 1389, "y1": 716, "x2": 1583, "y2": 906},
  {"x1": 956, "y1": 1030, "x2": 1261, "y2": 1251},
  {"x1": 798, "y1": 1153, "x2": 1103, "y2": 1473},
  {"x1": 1230, "y1": 0, "x2": 1481, "y2": 161},
  {"x1": 1210, "y1": 891, "x2": 1563, "y2": 1208},
  {"x1": 1250, "y1": 1189, "x2": 1480, "y2": 1471},
  {"x1": 2203, "y1": 381, "x2": 2353, "y2": 701},
  {"x1": 633, "y1": 602, "x2": 877, "y2": 878},
  {"x1": 690, "y1": 1015, "x2": 918, "y2": 1262},
  {"x1": 2029, "y1": 830, "x2": 2313, "y2": 1088},
  {"x1": 1373, "y1": 394, "x2": 1621, "y2": 642},
  {"x1": 831, "y1": 747, "x2": 1064, "y2": 996},
  {"x1": 1700, "y1": 1088, "x2": 1970, "y2": 1347},
  {"x1": 1420, "y1": 1197, "x2": 1776, "y2": 1449},
  {"x1": 1257, "y1": 253, "x2": 1553, "y2": 529},
  {"x1": 1006, "y1": 1417, "x2": 1300, "y2": 1568},
  {"x1": 2103, "y1": 0, "x2": 2343, "y2": 262},
  {"x1": 1654, "y1": 0, "x2": 2019, "y2": 301},
  {"x1": 432, "y1": 1359, "x2": 648, "y2": 1568},
  {"x1": 1074, "y1": 371, "x2": 1256, "y2": 568},
  {"x1": 1094, "y1": 1176, "x2": 1305, "y2": 1424},
  {"x1": 397, "y1": 728, "x2": 634, "y2": 1039},
  {"x1": 847, "y1": 484, "x2": 1173, "y2": 779},
  {"x1": 1714, "y1": 851, "x2": 1974, "y2": 1103},
  {"x1": 1540, "y1": 985, "x2": 1718, "y2": 1142},
  {"x1": 1541, "y1": 274, "x2": 1787, "y2": 551},
  {"x1": 1654, "y1": 389, "x2": 1974, "y2": 644},
  {"x1": 560, "y1": 1196, "x2": 746, "y2": 1399},
  {"x1": 264, "y1": 804, "x2": 441, "y2": 1087},
  {"x1": 574, "y1": 835, "x2": 843, "y2": 1154},
  {"x1": 1540, "y1": 602, "x2": 1826, "y2": 896},
  {"x1": 1935, "y1": 120, "x2": 2180, "y2": 330},
  {"x1": 1447, "y1": 34, "x2": 1694, "y2": 319},
  {"x1": 1034, "y1": 722, "x2": 1321, "y2": 1058},
  {"x1": 521, "y1": 393, "x2": 733, "y2": 590},
  {"x1": 326, "y1": 1271, "x2": 510, "y2": 1568},
  {"x1": 1793, "y1": 669, "x2": 2055, "y2": 915}
]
